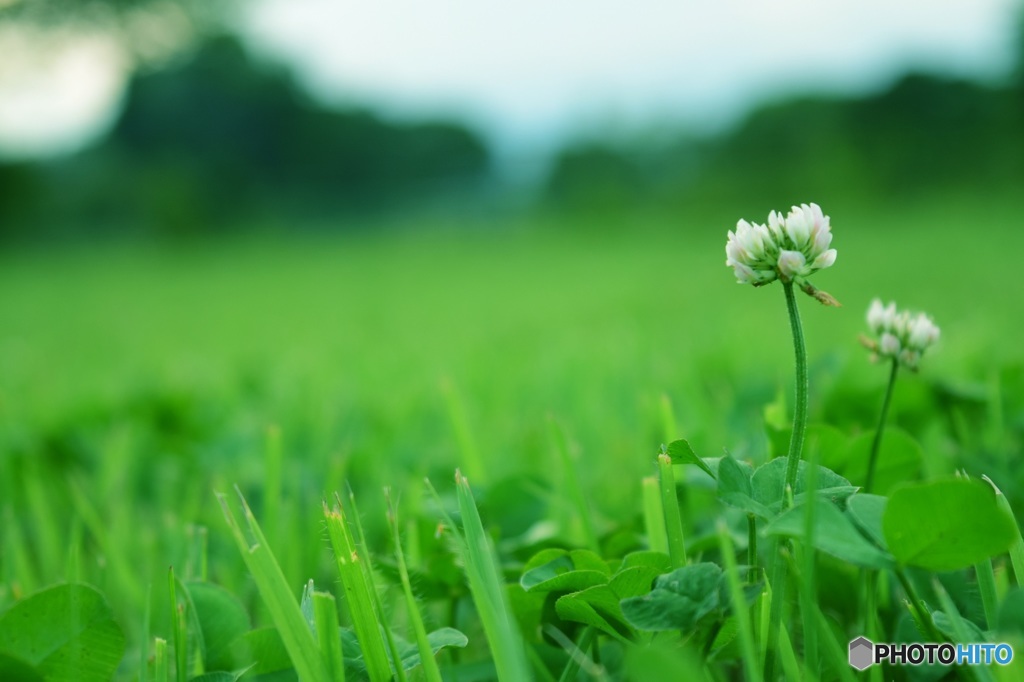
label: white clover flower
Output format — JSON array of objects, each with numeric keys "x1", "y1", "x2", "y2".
[
  {"x1": 726, "y1": 203, "x2": 838, "y2": 303},
  {"x1": 862, "y1": 299, "x2": 939, "y2": 369}
]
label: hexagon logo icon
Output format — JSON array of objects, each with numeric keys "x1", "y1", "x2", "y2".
[{"x1": 849, "y1": 637, "x2": 874, "y2": 670}]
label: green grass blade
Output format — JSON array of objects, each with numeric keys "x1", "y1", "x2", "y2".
[
  {"x1": 323, "y1": 495, "x2": 392, "y2": 682},
  {"x1": 168, "y1": 568, "x2": 187, "y2": 682},
  {"x1": 659, "y1": 393, "x2": 679, "y2": 444},
  {"x1": 386, "y1": 490, "x2": 444, "y2": 682},
  {"x1": 976, "y1": 559, "x2": 999, "y2": 630},
  {"x1": 642, "y1": 476, "x2": 668, "y2": 554},
  {"x1": 810, "y1": 600, "x2": 856, "y2": 682},
  {"x1": 3, "y1": 505, "x2": 37, "y2": 596},
  {"x1": 548, "y1": 416, "x2": 598, "y2": 552},
  {"x1": 344, "y1": 487, "x2": 406, "y2": 682},
  {"x1": 264, "y1": 425, "x2": 283, "y2": 549},
  {"x1": 216, "y1": 489, "x2": 327, "y2": 682},
  {"x1": 441, "y1": 378, "x2": 486, "y2": 483},
  {"x1": 932, "y1": 578, "x2": 989, "y2": 682},
  {"x1": 67, "y1": 476, "x2": 145, "y2": 606},
  {"x1": 658, "y1": 453, "x2": 687, "y2": 568},
  {"x1": 153, "y1": 638, "x2": 169, "y2": 682},
  {"x1": 313, "y1": 591, "x2": 346, "y2": 682},
  {"x1": 432, "y1": 471, "x2": 531, "y2": 682},
  {"x1": 983, "y1": 475, "x2": 1024, "y2": 586},
  {"x1": 716, "y1": 519, "x2": 761, "y2": 682}
]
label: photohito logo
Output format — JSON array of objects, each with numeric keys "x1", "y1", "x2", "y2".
[{"x1": 849, "y1": 637, "x2": 1014, "y2": 670}]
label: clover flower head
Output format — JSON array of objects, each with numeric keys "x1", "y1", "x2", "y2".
[
  {"x1": 863, "y1": 298, "x2": 940, "y2": 369},
  {"x1": 726, "y1": 202, "x2": 839, "y2": 304}
]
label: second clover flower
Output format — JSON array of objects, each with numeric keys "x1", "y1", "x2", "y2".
[
  {"x1": 726, "y1": 202, "x2": 839, "y2": 305},
  {"x1": 864, "y1": 298, "x2": 940, "y2": 369}
]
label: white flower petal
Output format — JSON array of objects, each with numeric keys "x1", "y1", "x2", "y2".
[
  {"x1": 811, "y1": 248, "x2": 837, "y2": 270},
  {"x1": 777, "y1": 250, "x2": 807, "y2": 279}
]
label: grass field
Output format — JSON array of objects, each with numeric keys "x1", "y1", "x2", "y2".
[{"x1": 1, "y1": 195, "x2": 1023, "y2": 680}]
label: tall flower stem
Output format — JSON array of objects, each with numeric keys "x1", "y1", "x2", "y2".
[
  {"x1": 865, "y1": 358, "x2": 899, "y2": 494},
  {"x1": 764, "y1": 281, "x2": 810, "y2": 680},
  {"x1": 782, "y1": 281, "x2": 808, "y2": 495}
]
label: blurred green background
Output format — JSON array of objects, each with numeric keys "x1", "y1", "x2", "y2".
[{"x1": 1, "y1": 0, "x2": 1023, "y2": 670}]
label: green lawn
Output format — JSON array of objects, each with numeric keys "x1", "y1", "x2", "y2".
[{"x1": 1, "y1": 195, "x2": 1022, "y2": 680}]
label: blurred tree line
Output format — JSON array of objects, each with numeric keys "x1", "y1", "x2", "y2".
[
  {"x1": 546, "y1": 72, "x2": 1024, "y2": 214},
  {"x1": 0, "y1": 34, "x2": 490, "y2": 240},
  {"x1": 547, "y1": 15, "x2": 1024, "y2": 215},
  {"x1": 1, "y1": 13, "x2": 1023, "y2": 240}
]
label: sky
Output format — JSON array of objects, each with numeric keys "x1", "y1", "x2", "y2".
[{"x1": 0, "y1": 0, "x2": 1021, "y2": 161}]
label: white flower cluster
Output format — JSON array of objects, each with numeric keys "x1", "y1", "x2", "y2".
[
  {"x1": 725, "y1": 202, "x2": 837, "y2": 286},
  {"x1": 866, "y1": 299, "x2": 940, "y2": 369}
]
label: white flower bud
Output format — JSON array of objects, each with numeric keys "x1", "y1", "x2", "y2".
[
  {"x1": 776, "y1": 250, "x2": 807, "y2": 280},
  {"x1": 784, "y1": 207, "x2": 812, "y2": 247},
  {"x1": 880, "y1": 332, "x2": 901, "y2": 356},
  {"x1": 811, "y1": 249, "x2": 837, "y2": 270},
  {"x1": 908, "y1": 313, "x2": 940, "y2": 351},
  {"x1": 866, "y1": 299, "x2": 887, "y2": 333}
]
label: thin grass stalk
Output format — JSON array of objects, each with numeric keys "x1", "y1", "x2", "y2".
[
  {"x1": 313, "y1": 591, "x2": 346, "y2": 682},
  {"x1": 3, "y1": 506, "x2": 37, "y2": 596},
  {"x1": 894, "y1": 568, "x2": 944, "y2": 644},
  {"x1": 264, "y1": 425, "x2": 283, "y2": 549},
  {"x1": 386, "y1": 490, "x2": 443, "y2": 682},
  {"x1": 984, "y1": 476, "x2": 1024, "y2": 586},
  {"x1": 140, "y1": 584, "x2": 151, "y2": 682},
  {"x1": 758, "y1": 577, "x2": 772, "y2": 668},
  {"x1": 66, "y1": 519, "x2": 82, "y2": 585},
  {"x1": 659, "y1": 393, "x2": 679, "y2": 444},
  {"x1": 642, "y1": 476, "x2": 668, "y2": 555},
  {"x1": 454, "y1": 471, "x2": 531, "y2": 681},
  {"x1": 557, "y1": 622, "x2": 598, "y2": 679},
  {"x1": 747, "y1": 514, "x2": 757, "y2": 583},
  {"x1": 168, "y1": 568, "x2": 186, "y2": 682},
  {"x1": 657, "y1": 453, "x2": 687, "y2": 568},
  {"x1": 932, "y1": 579, "x2": 988, "y2": 682},
  {"x1": 23, "y1": 459, "x2": 63, "y2": 580},
  {"x1": 429, "y1": 472, "x2": 530, "y2": 682},
  {"x1": 763, "y1": 537, "x2": 789, "y2": 680},
  {"x1": 549, "y1": 417, "x2": 598, "y2": 552},
  {"x1": 68, "y1": 476, "x2": 144, "y2": 605},
  {"x1": 976, "y1": 559, "x2": 999, "y2": 631},
  {"x1": 811, "y1": 605, "x2": 857, "y2": 682},
  {"x1": 441, "y1": 378, "x2": 486, "y2": 483},
  {"x1": 344, "y1": 488, "x2": 407, "y2": 682},
  {"x1": 153, "y1": 638, "x2": 169, "y2": 682},
  {"x1": 717, "y1": 520, "x2": 762, "y2": 682},
  {"x1": 323, "y1": 496, "x2": 392, "y2": 682},
  {"x1": 217, "y1": 489, "x2": 328, "y2": 682},
  {"x1": 527, "y1": 645, "x2": 559, "y2": 682},
  {"x1": 801, "y1": 440, "x2": 820, "y2": 668}
]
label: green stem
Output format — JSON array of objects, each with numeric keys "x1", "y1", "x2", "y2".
[
  {"x1": 763, "y1": 539, "x2": 788, "y2": 681},
  {"x1": 782, "y1": 281, "x2": 808, "y2": 500},
  {"x1": 765, "y1": 281, "x2": 809, "y2": 681},
  {"x1": 865, "y1": 358, "x2": 899, "y2": 494},
  {"x1": 747, "y1": 514, "x2": 757, "y2": 583},
  {"x1": 894, "y1": 568, "x2": 944, "y2": 643}
]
